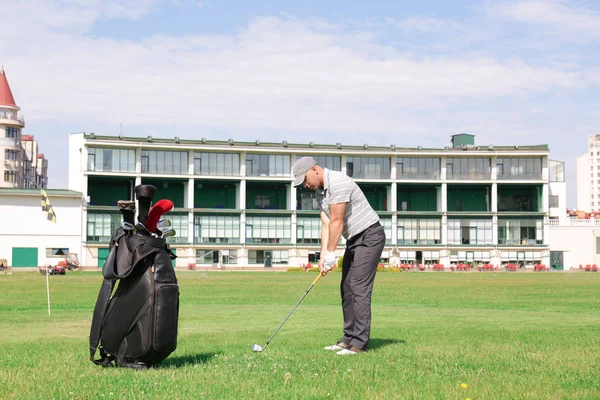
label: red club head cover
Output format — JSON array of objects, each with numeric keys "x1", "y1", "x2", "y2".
[{"x1": 145, "y1": 199, "x2": 174, "y2": 232}]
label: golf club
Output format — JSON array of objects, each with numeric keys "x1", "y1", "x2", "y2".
[{"x1": 252, "y1": 272, "x2": 324, "y2": 352}]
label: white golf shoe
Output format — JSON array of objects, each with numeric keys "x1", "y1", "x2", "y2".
[{"x1": 324, "y1": 342, "x2": 350, "y2": 351}]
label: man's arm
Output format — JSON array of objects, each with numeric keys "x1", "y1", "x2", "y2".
[
  {"x1": 320, "y1": 211, "x2": 330, "y2": 257},
  {"x1": 327, "y1": 202, "x2": 346, "y2": 253}
]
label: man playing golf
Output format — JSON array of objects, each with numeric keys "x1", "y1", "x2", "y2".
[{"x1": 292, "y1": 157, "x2": 386, "y2": 355}]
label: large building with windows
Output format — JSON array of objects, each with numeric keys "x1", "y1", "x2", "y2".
[
  {"x1": 0, "y1": 67, "x2": 48, "y2": 189},
  {"x1": 68, "y1": 132, "x2": 567, "y2": 270},
  {"x1": 576, "y1": 134, "x2": 600, "y2": 212}
]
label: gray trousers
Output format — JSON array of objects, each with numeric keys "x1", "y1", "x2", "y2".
[{"x1": 339, "y1": 223, "x2": 386, "y2": 351}]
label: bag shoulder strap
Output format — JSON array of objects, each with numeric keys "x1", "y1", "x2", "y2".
[{"x1": 89, "y1": 278, "x2": 116, "y2": 364}]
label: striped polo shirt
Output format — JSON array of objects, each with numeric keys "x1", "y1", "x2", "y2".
[{"x1": 317, "y1": 168, "x2": 379, "y2": 240}]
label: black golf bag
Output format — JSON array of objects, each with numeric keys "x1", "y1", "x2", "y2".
[{"x1": 89, "y1": 185, "x2": 179, "y2": 369}]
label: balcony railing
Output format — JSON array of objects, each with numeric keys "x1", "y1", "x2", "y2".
[
  {"x1": 397, "y1": 172, "x2": 440, "y2": 180},
  {"x1": 446, "y1": 172, "x2": 491, "y2": 180},
  {"x1": 0, "y1": 113, "x2": 25, "y2": 124},
  {"x1": 549, "y1": 218, "x2": 600, "y2": 226},
  {"x1": 497, "y1": 173, "x2": 543, "y2": 180}
]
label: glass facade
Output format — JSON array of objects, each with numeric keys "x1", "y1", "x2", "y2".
[
  {"x1": 446, "y1": 158, "x2": 491, "y2": 180},
  {"x1": 397, "y1": 218, "x2": 441, "y2": 245},
  {"x1": 346, "y1": 156, "x2": 390, "y2": 179},
  {"x1": 245, "y1": 216, "x2": 291, "y2": 243},
  {"x1": 248, "y1": 250, "x2": 289, "y2": 264},
  {"x1": 496, "y1": 158, "x2": 542, "y2": 180},
  {"x1": 498, "y1": 218, "x2": 543, "y2": 245},
  {"x1": 88, "y1": 148, "x2": 136, "y2": 172},
  {"x1": 194, "y1": 152, "x2": 240, "y2": 176},
  {"x1": 447, "y1": 218, "x2": 493, "y2": 245},
  {"x1": 296, "y1": 217, "x2": 321, "y2": 244},
  {"x1": 141, "y1": 150, "x2": 188, "y2": 174},
  {"x1": 396, "y1": 157, "x2": 440, "y2": 179},
  {"x1": 245, "y1": 154, "x2": 290, "y2": 177},
  {"x1": 297, "y1": 155, "x2": 341, "y2": 171},
  {"x1": 194, "y1": 215, "x2": 240, "y2": 243},
  {"x1": 166, "y1": 214, "x2": 189, "y2": 244},
  {"x1": 548, "y1": 160, "x2": 565, "y2": 182},
  {"x1": 87, "y1": 212, "x2": 121, "y2": 242}
]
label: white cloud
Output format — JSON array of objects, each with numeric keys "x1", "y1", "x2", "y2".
[
  {"x1": 487, "y1": 0, "x2": 600, "y2": 39},
  {"x1": 1, "y1": 7, "x2": 588, "y2": 139}
]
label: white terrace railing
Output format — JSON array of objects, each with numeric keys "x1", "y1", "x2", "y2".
[{"x1": 548, "y1": 218, "x2": 600, "y2": 227}]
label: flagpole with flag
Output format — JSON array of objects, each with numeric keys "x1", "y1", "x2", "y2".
[{"x1": 41, "y1": 189, "x2": 57, "y2": 316}]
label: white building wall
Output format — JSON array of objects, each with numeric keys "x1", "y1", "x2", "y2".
[
  {"x1": 549, "y1": 221, "x2": 600, "y2": 269},
  {"x1": 68, "y1": 133, "x2": 87, "y2": 195},
  {"x1": 549, "y1": 181, "x2": 566, "y2": 218},
  {"x1": 0, "y1": 191, "x2": 83, "y2": 267}
]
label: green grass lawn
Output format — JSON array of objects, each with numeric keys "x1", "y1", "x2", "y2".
[{"x1": 1, "y1": 271, "x2": 599, "y2": 399}]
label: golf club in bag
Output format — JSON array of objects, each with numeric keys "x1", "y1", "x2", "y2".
[
  {"x1": 89, "y1": 185, "x2": 180, "y2": 369},
  {"x1": 252, "y1": 272, "x2": 324, "y2": 352}
]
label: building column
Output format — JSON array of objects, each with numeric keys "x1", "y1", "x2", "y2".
[{"x1": 389, "y1": 182, "x2": 397, "y2": 212}]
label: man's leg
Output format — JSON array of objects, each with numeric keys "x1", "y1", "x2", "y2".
[
  {"x1": 339, "y1": 246, "x2": 355, "y2": 345},
  {"x1": 348, "y1": 226, "x2": 385, "y2": 350}
]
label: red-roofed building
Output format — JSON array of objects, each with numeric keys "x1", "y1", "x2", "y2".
[{"x1": 0, "y1": 67, "x2": 48, "y2": 188}]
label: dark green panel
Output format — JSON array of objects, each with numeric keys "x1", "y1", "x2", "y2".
[
  {"x1": 143, "y1": 179, "x2": 185, "y2": 208},
  {"x1": 88, "y1": 178, "x2": 131, "y2": 206},
  {"x1": 359, "y1": 185, "x2": 387, "y2": 211},
  {"x1": 447, "y1": 186, "x2": 488, "y2": 211},
  {"x1": 12, "y1": 247, "x2": 38, "y2": 267},
  {"x1": 194, "y1": 183, "x2": 236, "y2": 209},
  {"x1": 246, "y1": 185, "x2": 288, "y2": 210},
  {"x1": 397, "y1": 186, "x2": 438, "y2": 211},
  {"x1": 497, "y1": 185, "x2": 540, "y2": 212}
]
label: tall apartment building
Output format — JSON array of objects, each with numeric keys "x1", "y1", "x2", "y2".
[
  {"x1": 0, "y1": 67, "x2": 48, "y2": 189},
  {"x1": 69, "y1": 132, "x2": 565, "y2": 269},
  {"x1": 576, "y1": 134, "x2": 600, "y2": 212}
]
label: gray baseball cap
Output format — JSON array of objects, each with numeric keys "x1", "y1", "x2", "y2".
[{"x1": 292, "y1": 157, "x2": 317, "y2": 187}]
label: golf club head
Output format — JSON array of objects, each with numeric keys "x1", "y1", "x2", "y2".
[
  {"x1": 251, "y1": 344, "x2": 264, "y2": 352},
  {"x1": 157, "y1": 218, "x2": 172, "y2": 229},
  {"x1": 161, "y1": 227, "x2": 176, "y2": 237}
]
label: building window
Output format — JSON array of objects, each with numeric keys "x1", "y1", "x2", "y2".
[
  {"x1": 296, "y1": 155, "x2": 341, "y2": 171},
  {"x1": 496, "y1": 158, "x2": 542, "y2": 180},
  {"x1": 4, "y1": 149, "x2": 18, "y2": 161},
  {"x1": 245, "y1": 216, "x2": 291, "y2": 243},
  {"x1": 194, "y1": 152, "x2": 240, "y2": 176},
  {"x1": 141, "y1": 150, "x2": 188, "y2": 174},
  {"x1": 396, "y1": 157, "x2": 440, "y2": 179},
  {"x1": 549, "y1": 195, "x2": 559, "y2": 208},
  {"x1": 87, "y1": 212, "x2": 122, "y2": 242},
  {"x1": 248, "y1": 250, "x2": 288, "y2": 265},
  {"x1": 165, "y1": 214, "x2": 189, "y2": 243},
  {"x1": 397, "y1": 218, "x2": 441, "y2": 245},
  {"x1": 447, "y1": 218, "x2": 493, "y2": 245},
  {"x1": 87, "y1": 147, "x2": 136, "y2": 172},
  {"x1": 245, "y1": 154, "x2": 290, "y2": 177},
  {"x1": 4, "y1": 171, "x2": 17, "y2": 182},
  {"x1": 345, "y1": 156, "x2": 390, "y2": 179},
  {"x1": 296, "y1": 217, "x2": 321, "y2": 244},
  {"x1": 5, "y1": 127, "x2": 18, "y2": 138},
  {"x1": 498, "y1": 219, "x2": 543, "y2": 245},
  {"x1": 446, "y1": 158, "x2": 491, "y2": 180},
  {"x1": 194, "y1": 215, "x2": 240, "y2": 243},
  {"x1": 549, "y1": 160, "x2": 564, "y2": 182},
  {"x1": 46, "y1": 248, "x2": 69, "y2": 258},
  {"x1": 196, "y1": 249, "x2": 238, "y2": 264}
]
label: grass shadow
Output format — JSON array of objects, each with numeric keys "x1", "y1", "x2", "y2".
[
  {"x1": 369, "y1": 338, "x2": 406, "y2": 351},
  {"x1": 159, "y1": 352, "x2": 219, "y2": 368}
]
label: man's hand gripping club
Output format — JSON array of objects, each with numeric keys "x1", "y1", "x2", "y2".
[{"x1": 320, "y1": 251, "x2": 337, "y2": 275}]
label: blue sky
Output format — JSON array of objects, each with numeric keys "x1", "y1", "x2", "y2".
[{"x1": 2, "y1": 0, "x2": 599, "y2": 207}]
